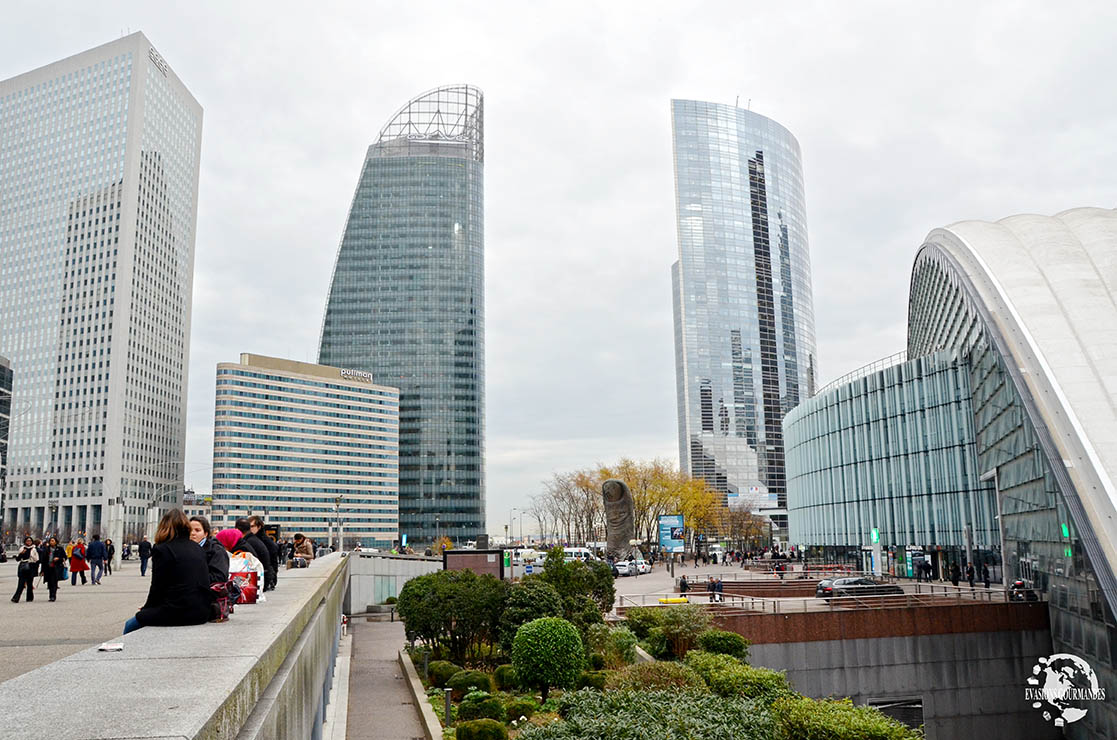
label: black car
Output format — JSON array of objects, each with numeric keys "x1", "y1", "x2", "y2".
[
  {"x1": 824, "y1": 577, "x2": 905, "y2": 599},
  {"x1": 815, "y1": 578, "x2": 835, "y2": 598},
  {"x1": 1009, "y1": 580, "x2": 1039, "y2": 601}
]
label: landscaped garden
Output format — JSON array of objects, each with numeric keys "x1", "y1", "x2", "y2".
[{"x1": 399, "y1": 547, "x2": 923, "y2": 739}]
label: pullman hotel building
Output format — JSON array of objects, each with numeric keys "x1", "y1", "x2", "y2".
[{"x1": 211, "y1": 354, "x2": 399, "y2": 549}]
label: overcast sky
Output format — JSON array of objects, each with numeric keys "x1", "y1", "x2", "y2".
[{"x1": 4, "y1": 1, "x2": 1116, "y2": 535}]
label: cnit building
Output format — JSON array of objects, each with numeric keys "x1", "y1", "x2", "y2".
[
  {"x1": 787, "y1": 208, "x2": 1117, "y2": 739},
  {"x1": 211, "y1": 354, "x2": 399, "y2": 549},
  {"x1": 0, "y1": 33, "x2": 201, "y2": 545}
]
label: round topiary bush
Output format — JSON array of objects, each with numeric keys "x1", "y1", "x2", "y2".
[
  {"x1": 455, "y1": 717, "x2": 509, "y2": 740},
  {"x1": 500, "y1": 578, "x2": 565, "y2": 653},
  {"x1": 511, "y1": 617, "x2": 585, "y2": 701},
  {"x1": 576, "y1": 670, "x2": 608, "y2": 691},
  {"x1": 494, "y1": 664, "x2": 520, "y2": 691},
  {"x1": 504, "y1": 698, "x2": 536, "y2": 723},
  {"x1": 428, "y1": 660, "x2": 463, "y2": 688},
  {"x1": 447, "y1": 669, "x2": 494, "y2": 700},
  {"x1": 696, "y1": 629, "x2": 750, "y2": 660},
  {"x1": 604, "y1": 662, "x2": 708, "y2": 692},
  {"x1": 459, "y1": 691, "x2": 506, "y2": 722}
]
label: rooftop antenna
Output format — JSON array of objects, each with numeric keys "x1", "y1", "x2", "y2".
[
  {"x1": 735, "y1": 95, "x2": 739, "y2": 107},
  {"x1": 747, "y1": 98, "x2": 752, "y2": 111}
]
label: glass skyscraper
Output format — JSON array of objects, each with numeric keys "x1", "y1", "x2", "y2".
[
  {"x1": 671, "y1": 100, "x2": 817, "y2": 536},
  {"x1": 0, "y1": 33, "x2": 202, "y2": 545},
  {"x1": 319, "y1": 85, "x2": 484, "y2": 544}
]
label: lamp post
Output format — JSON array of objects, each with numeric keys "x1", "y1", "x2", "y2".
[{"x1": 435, "y1": 515, "x2": 441, "y2": 548}]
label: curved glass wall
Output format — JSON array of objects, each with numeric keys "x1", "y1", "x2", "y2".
[
  {"x1": 670, "y1": 100, "x2": 817, "y2": 534},
  {"x1": 318, "y1": 86, "x2": 484, "y2": 543},
  {"x1": 909, "y1": 239, "x2": 1117, "y2": 740},
  {"x1": 785, "y1": 351, "x2": 998, "y2": 577}
]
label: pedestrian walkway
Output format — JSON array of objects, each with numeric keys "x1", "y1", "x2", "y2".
[
  {"x1": 0, "y1": 558, "x2": 148, "y2": 682},
  {"x1": 346, "y1": 620, "x2": 425, "y2": 740}
]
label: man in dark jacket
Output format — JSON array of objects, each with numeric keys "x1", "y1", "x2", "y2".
[
  {"x1": 138, "y1": 536, "x2": 153, "y2": 576},
  {"x1": 248, "y1": 516, "x2": 279, "y2": 591},
  {"x1": 235, "y1": 518, "x2": 273, "y2": 586},
  {"x1": 86, "y1": 534, "x2": 108, "y2": 585}
]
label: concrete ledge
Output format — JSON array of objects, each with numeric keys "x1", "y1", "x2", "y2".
[
  {"x1": 398, "y1": 649, "x2": 443, "y2": 740},
  {"x1": 633, "y1": 645, "x2": 655, "y2": 664},
  {"x1": 0, "y1": 552, "x2": 349, "y2": 740}
]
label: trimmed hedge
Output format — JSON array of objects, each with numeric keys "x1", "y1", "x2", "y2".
[
  {"x1": 696, "y1": 629, "x2": 750, "y2": 660},
  {"x1": 576, "y1": 670, "x2": 608, "y2": 691},
  {"x1": 505, "y1": 698, "x2": 537, "y2": 722},
  {"x1": 456, "y1": 717, "x2": 509, "y2": 740},
  {"x1": 512, "y1": 617, "x2": 585, "y2": 701},
  {"x1": 447, "y1": 669, "x2": 494, "y2": 699},
  {"x1": 774, "y1": 696, "x2": 923, "y2": 739},
  {"x1": 494, "y1": 664, "x2": 520, "y2": 691},
  {"x1": 459, "y1": 691, "x2": 506, "y2": 722},
  {"x1": 604, "y1": 662, "x2": 707, "y2": 692},
  {"x1": 707, "y1": 664, "x2": 791, "y2": 703},
  {"x1": 428, "y1": 660, "x2": 462, "y2": 688},
  {"x1": 683, "y1": 650, "x2": 742, "y2": 681}
]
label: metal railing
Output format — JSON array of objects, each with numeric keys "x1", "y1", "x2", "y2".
[{"x1": 616, "y1": 582, "x2": 1040, "y2": 616}]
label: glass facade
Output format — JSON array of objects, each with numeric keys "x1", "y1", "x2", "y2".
[
  {"x1": 671, "y1": 100, "x2": 817, "y2": 534},
  {"x1": 318, "y1": 86, "x2": 484, "y2": 543},
  {"x1": 211, "y1": 354, "x2": 399, "y2": 549},
  {"x1": 0, "y1": 33, "x2": 202, "y2": 544},
  {"x1": 785, "y1": 351, "x2": 999, "y2": 576},
  {"x1": 908, "y1": 225, "x2": 1117, "y2": 739}
]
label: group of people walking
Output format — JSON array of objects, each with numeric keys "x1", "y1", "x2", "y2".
[{"x1": 10, "y1": 533, "x2": 119, "y2": 603}]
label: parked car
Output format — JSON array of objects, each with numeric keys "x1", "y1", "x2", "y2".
[
  {"x1": 814, "y1": 578, "x2": 835, "y2": 598},
  {"x1": 634, "y1": 558, "x2": 651, "y2": 574},
  {"x1": 822, "y1": 577, "x2": 904, "y2": 600},
  {"x1": 614, "y1": 560, "x2": 634, "y2": 576}
]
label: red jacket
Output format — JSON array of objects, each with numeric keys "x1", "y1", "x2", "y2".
[{"x1": 70, "y1": 543, "x2": 90, "y2": 572}]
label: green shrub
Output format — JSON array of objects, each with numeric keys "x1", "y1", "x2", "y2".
[
  {"x1": 539, "y1": 548, "x2": 616, "y2": 615},
  {"x1": 499, "y1": 579, "x2": 564, "y2": 654},
  {"x1": 397, "y1": 569, "x2": 509, "y2": 663},
  {"x1": 707, "y1": 664, "x2": 791, "y2": 704},
  {"x1": 447, "y1": 669, "x2": 493, "y2": 699},
  {"x1": 384, "y1": 595, "x2": 398, "y2": 604},
  {"x1": 604, "y1": 662, "x2": 707, "y2": 692},
  {"x1": 576, "y1": 670, "x2": 608, "y2": 691},
  {"x1": 493, "y1": 664, "x2": 520, "y2": 691},
  {"x1": 459, "y1": 691, "x2": 507, "y2": 722},
  {"x1": 586, "y1": 624, "x2": 638, "y2": 669},
  {"x1": 683, "y1": 650, "x2": 741, "y2": 682},
  {"x1": 657, "y1": 604, "x2": 711, "y2": 657},
  {"x1": 774, "y1": 696, "x2": 923, "y2": 740},
  {"x1": 518, "y1": 689, "x2": 777, "y2": 740},
  {"x1": 642, "y1": 626, "x2": 670, "y2": 660},
  {"x1": 622, "y1": 607, "x2": 663, "y2": 639},
  {"x1": 504, "y1": 698, "x2": 537, "y2": 722},
  {"x1": 696, "y1": 629, "x2": 750, "y2": 660},
  {"x1": 512, "y1": 617, "x2": 585, "y2": 701},
  {"x1": 428, "y1": 660, "x2": 463, "y2": 688},
  {"x1": 456, "y1": 717, "x2": 509, "y2": 740}
]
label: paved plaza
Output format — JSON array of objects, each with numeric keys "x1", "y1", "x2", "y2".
[{"x1": 0, "y1": 557, "x2": 149, "y2": 683}]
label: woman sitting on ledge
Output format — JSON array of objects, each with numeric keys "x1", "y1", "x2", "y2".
[{"x1": 123, "y1": 509, "x2": 212, "y2": 634}]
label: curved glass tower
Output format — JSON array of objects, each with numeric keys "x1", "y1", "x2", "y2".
[
  {"x1": 319, "y1": 85, "x2": 484, "y2": 543},
  {"x1": 671, "y1": 100, "x2": 817, "y2": 537}
]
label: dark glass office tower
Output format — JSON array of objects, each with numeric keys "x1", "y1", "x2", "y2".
[
  {"x1": 319, "y1": 86, "x2": 484, "y2": 544},
  {"x1": 671, "y1": 100, "x2": 817, "y2": 538}
]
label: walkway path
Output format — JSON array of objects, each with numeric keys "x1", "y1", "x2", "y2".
[{"x1": 346, "y1": 620, "x2": 426, "y2": 740}]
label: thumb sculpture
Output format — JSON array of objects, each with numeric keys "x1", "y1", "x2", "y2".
[{"x1": 602, "y1": 478, "x2": 636, "y2": 561}]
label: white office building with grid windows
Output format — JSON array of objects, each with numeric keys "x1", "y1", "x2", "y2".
[
  {"x1": 211, "y1": 354, "x2": 400, "y2": 549},
  {"x1": 0, "y1": 33, "x2": 202, "y2": 545}
]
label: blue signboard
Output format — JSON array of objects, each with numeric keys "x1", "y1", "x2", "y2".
[
  {"x1": 525, "y1": 564, "x2": 534, "y2": 575},
  {"x1": 658, "y1": 515, "x2": 685, "y2": 553}
]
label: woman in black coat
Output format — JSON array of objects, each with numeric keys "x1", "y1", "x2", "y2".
[
  {"x1": 189, "y1": 515, "x2": 230, "y2": 584},
  {"x1": 41, "y1": 536, "x2": 66, "y2": 602},
  {"x1": 123, "y1": 509, "x2": 212, "y2": 634},
  {"x1": 10, "y1": 536, "x2": 39, "y2": 603}
]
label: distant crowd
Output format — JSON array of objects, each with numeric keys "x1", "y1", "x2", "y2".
[{"x1": 9, "y1": 511, "x2": 327, "y2": 636}]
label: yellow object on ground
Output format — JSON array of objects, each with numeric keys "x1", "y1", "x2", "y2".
[{"x1": 658, "y1": 597, "x2": 690, "y2": 604}]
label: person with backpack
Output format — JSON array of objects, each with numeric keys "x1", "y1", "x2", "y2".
[{"x1": 70, "y1": 538, "x2": 89, "y2": 585}]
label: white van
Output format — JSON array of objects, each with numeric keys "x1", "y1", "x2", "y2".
[{"x1": 563, "y1": 547, "x2": 595, "y2": 563}]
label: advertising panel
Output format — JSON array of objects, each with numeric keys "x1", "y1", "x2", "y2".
[{"x1": 658, "y1": 514, "x2": 685, "y2": 553}]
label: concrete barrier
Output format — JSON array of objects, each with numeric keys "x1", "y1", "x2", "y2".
[{"x1": 0, "y1": 551, "x2": 349, "y2": 740}]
